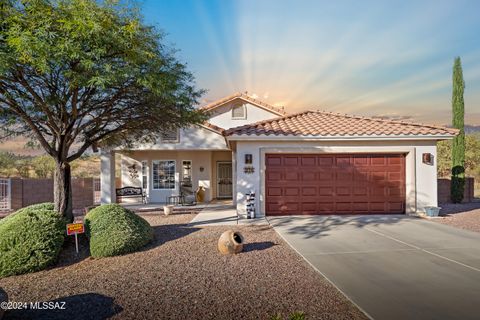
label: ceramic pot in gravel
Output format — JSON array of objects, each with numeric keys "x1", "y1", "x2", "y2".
[
  {"x1": 218, "y1": 230, "x2": 244, "y2": 254},
  {"x1": 0, "y1": 287, "x2": 7, "y2": 320},
  {"x1": 163, "y1": 205, "x2": 174, "y2": 216}
]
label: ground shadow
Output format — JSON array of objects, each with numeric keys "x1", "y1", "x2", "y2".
[
  {"x1": 145, "y1": 223, "x2": 201, "y2": 249},
  {"x1": 50, "y1": 233, "x2": 91, "y2": 270},
  {"x1": 4, "y1": 293, "x2": 122, "y2": 320},
  {"x1": 243, "y1": 241, "x2": 276, "y2": 252},
  {"x1": 268, "y1": 214, "x2": 411, "y2": 239}
]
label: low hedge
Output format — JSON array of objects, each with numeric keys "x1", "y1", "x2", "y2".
[
  {"x1": 85, "y1": 204, "x2": 153, "y2": 258},
  {"x1": 0, "y1": 203, "x2": 65, "y2": 278}
]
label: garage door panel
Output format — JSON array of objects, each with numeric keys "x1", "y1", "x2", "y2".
[
  {"x1": 388, "y1": 202, "x2": 404, "y2": 211},
  {"x1": 336, "y1": 202, "x2": 353, "y2": 212},
  {"x1": 353, "y1": 187, "x2": 368, "y2": 195},
  {"x1": 301, "y1": 156, "x2": 316, "y2": 166},
  {"x1": 285, "y1": 171, "x2": 300, "y2": 180},
  {"x1": 302, "y1": 172, "x2": 317, "y2": 181},
  {"x1": 371, "y1": 156, "x2": 388, "y2": 165},
  {"x1": 353, "y1": 202, "x2": 369, "y2": 212},
  {"x1": 388, "y1": 187, "x2": 402, "y2": 196},
  {"x1": 336, "y1": 172, "x2": 353, "y2": 181},
  {"x1": 319, "y1": 172, "x2": 334, "y2": 181},
  {"x1": 353, "y1": 156, "x2": 369, "y2": 166},
  {"x1": 284, "y1": 156, "x2": 299, "y2": 166},
  {"x1": 267, "y1": 171, "x2": 282, "y2": 181},
  {"x1": 284, "y1": 187, "x2": 299, "y2": 196},
  {"x1": 336, "y1": 187, "x2": 351, "y2": 196},
  {"x1": 265, "y1": 154, "x2": 405, "y2": 215},
  {"x1": 301, "y1": 202, "x2": 318, "y2": 212},
  {"x1": 302, "y1": 187, "x2": 317, "y2": 196},
  {"x1": 388, "y1": 156, "x2": 403, "y2": 165},
  {"x1": 319, "y1": 187, "x2": 334, "y2": 196},
  {"x1": 266, "y1": 156, "x2": 282, "y2": 166},
  {"x1": 319, "y1": 157, "x2": 334, "y2": 166}
]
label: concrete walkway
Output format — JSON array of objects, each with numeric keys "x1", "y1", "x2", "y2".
[
  {"x1": 189, "y1": 203, "x2": 268, "y2": 226},
  {"x1": 189, "y1": 203, "x2": 238, "y2": 226},
  {"x1": 269, "y1": 215, "x2": 480, "y2": 320}
]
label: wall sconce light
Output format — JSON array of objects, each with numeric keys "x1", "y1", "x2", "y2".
[
  {"x1": 422, "y1": 153, "x2": 433, "y2": 165},
  {"x1": 199, "y1": 166, "x2": 204, "y2": 172},
  {"x1": 245, "y1": 154, "x2": 253, "y2": 164}
]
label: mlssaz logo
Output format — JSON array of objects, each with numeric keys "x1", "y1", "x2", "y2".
[{"x1": 30, "y1": 301, "x2": 66, "y2": 310}]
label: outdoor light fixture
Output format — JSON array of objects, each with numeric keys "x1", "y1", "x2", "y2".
[
  {"x1": 245, "y1": 154, "x2": 252, "y2": 164},
  {"x1": 199, "y1": 166, "x2": 204, "y2": 172},
  {"x1": 422, "y1": 153, "x2": 433, "y2": 165}
]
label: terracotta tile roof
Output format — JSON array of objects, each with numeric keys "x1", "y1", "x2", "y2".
[
  {"x1": 225, "y1": 110, "x2": 459, "y2": 138},
  {"x1": 200, "y1": 92, "x2": 287, "y2": 116}
]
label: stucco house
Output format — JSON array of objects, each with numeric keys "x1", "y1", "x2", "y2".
[{"x1": 100, "y1": 92, "x2": 457, "y2": 217}]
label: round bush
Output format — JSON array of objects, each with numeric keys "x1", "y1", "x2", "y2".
[
  {"x1": 85, "y1": 204, "x2": 153, "y2": 258},
  {"x1": 0, "y1": 203, "x2": 65, "y2": 278}
]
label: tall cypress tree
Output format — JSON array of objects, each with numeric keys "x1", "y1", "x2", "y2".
[{"x1": 451, "y1": 57, "x2": 466, "y2": 203}]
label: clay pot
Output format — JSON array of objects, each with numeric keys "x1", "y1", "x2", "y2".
[
  {"x1": 218, "y1": 230, "x2": 244, "y2": 254},
  {"x1": 0, "y1": 287, "x2": 7, "y2": 320},
  {"x1": 196, "y1": 186, "x2": 205, "y2": 203},
  {"x1": 163, "y1": 205, "x2": 174, "y2": 216}
]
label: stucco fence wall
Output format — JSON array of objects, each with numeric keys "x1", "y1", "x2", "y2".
[
  {"x1": 438, "y1": 177, "x2": 475, "y2": 204},
  {"x1": 6, "y1": 177, "x2": 96, "y2": 213}
]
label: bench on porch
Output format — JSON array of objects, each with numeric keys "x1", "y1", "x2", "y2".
[{"x1": 116, "y1": 187, "x2": 146, "y2": 204}]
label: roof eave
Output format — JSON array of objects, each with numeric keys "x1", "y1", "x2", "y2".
[
  {"x1": 201, "y1": 95, "x2": 286, "y2": 116},
  {"x1": 226, "y1": 134, "x2": 457, "y2": 141}
]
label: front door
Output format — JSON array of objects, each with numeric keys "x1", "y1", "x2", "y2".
[{"x1": 217, "y1": 162, "x2": 233, "y2": 199}]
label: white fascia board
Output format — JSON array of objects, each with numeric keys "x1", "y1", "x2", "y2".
[{"x1": 226, "y1": 134, "x2": 456, "y2": 141}]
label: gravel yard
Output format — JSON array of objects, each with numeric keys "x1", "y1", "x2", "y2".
[
  {"x1": 433, "y1": 202, "x2": 480, "y2": 233},
  {"x1": 0, "y1": 212, "x2": 366, "y2": 320}
]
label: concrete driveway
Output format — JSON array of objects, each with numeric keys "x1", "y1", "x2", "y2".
[{"x1": 268, "y1": 215, "x2": 480, "y2": 320}]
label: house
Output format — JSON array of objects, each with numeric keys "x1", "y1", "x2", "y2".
[{"x1": 100, "y1": 92, "x2": 458, "y2": 217}]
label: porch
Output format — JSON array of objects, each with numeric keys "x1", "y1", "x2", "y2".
[{"x1": 100, "y1": 149, "x2": 236, "y2": 206}]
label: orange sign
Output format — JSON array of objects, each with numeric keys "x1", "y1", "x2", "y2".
[{"x1": 66, "y1": 223, "x2": 85, "y2": 236}]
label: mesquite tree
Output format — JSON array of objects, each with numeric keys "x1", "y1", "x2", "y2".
[
  {"x1": 0, "y1": 0, "x2": 205, "y2": 221},
  {"x1": 451, "y1": 57, "x2": 466, "y2": 203}
]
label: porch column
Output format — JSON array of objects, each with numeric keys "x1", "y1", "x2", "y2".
[
  {"x1": 232, "y1": 150, "x2": 237, "y2": 205},
  {"x1": 100, "y1": 149, "x2": 116, "y2": 204}
]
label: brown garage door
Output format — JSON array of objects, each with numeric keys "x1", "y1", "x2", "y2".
[{"x1": 265, "y1": 154, "x2": 406, "y2": 215}]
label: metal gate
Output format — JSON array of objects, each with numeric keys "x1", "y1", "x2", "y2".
[{"x1": 0, "y1": 178, "x2": 11, "y2": 211}]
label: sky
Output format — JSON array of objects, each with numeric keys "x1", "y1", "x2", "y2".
[{"x1": 140, "y1": 0, "x2": 480, "y2": 125}]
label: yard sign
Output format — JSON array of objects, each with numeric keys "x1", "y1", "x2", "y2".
[{"x1": 66, "y1": 223, "x2": 84, "y2": 254}]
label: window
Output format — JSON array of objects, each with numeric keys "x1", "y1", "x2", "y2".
[
  {"x1": 141, "y1": 160, "x2": 148, "y2": 190},
  {"x1": 231, "y1": 103, "x2": 246, "y2": 119},
  {"x1": 182, "y1": 160, "x2": 192, "y2": 184},
  {"x1": 161, "y1": 129, "x2": 179, "y2": 143},
  {"x1": 152, "y1": 160, "x2": 175, "y2": 189}
]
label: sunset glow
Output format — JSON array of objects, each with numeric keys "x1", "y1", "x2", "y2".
[{"x1": 142, "y1": 0, "x2": 480, "y2": 125}]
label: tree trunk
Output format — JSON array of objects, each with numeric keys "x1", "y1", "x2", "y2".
[{"x1": 54, "y1": 161, "x2": 73, "y2": 222}]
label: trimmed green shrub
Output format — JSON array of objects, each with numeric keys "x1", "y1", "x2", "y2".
[
  {"x1": 85, "y1": 204, "x2": 153, "y2": 258},
  {"x1": 0, "y1": 203, "x2": 65, "y2": 278}
]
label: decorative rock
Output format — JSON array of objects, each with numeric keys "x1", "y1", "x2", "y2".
[
  {"x1": 218, "y1": 230, "x2": 244, "y2": 254},
  {"x1": 163, "y1": 205, "x2": 174, "y2": 216},
  {"x1": 0, "y1": 287, "x2": 7, "y2": 320}
]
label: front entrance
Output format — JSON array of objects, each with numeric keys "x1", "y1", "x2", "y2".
[{"x1": 217, "y1": 162, "x2": 233, "y2": 199}]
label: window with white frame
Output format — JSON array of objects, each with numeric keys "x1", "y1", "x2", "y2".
[
  {"x1": 161, "y1": 129, "x2": 180, "y2": 143},
  {"x1": 152, "y1": 160, "x2": 176, "y2": 189},
  {"x1": 141, "y1": 160, "x2": 148, "y2": 190},
  {"x1": 231, "y1": 103, "x2": 246, "y2": 119}
]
